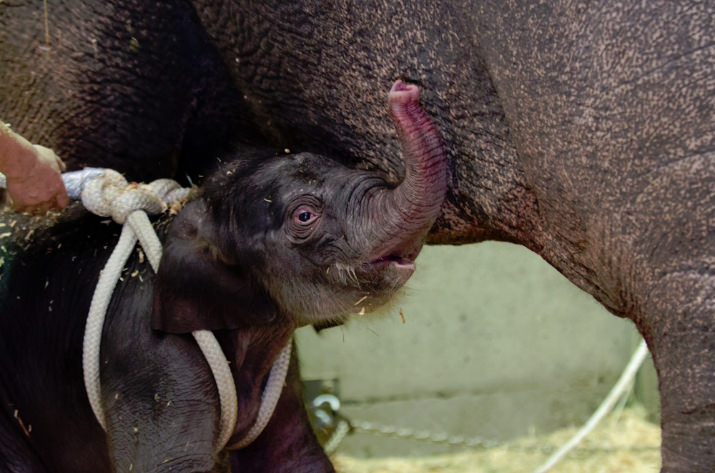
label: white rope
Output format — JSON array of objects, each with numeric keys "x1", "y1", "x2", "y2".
[
  {"x1": 228, "y1": 339, "x2": 293, "y2": 450},
  {"x1": 80, "y1": 169, "x2": 290, "y2": 452},
  {"x1": 82, "y1": 222, "x2": 138, "y2": 431},
  {"x1": 533, "y1": 339, "x2": 650, "y2": 473},
  {"x1": 192, "y1": 330, "x2": 238, "y2": 450}
]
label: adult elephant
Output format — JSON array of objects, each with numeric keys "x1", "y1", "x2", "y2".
[{"x1": 0, "y1": 1, "x2": 712, "y2": 472}]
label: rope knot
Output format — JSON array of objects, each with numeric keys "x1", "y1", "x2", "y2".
[{"x1": 80, "y1": 170, "x2": 187, "y2": 224}]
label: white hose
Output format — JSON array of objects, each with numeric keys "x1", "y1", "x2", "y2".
[{"x1": 533, "y1": 339, "x2": 650, "y2": 473}]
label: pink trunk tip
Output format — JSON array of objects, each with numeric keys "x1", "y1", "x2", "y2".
[{"x1": 389, "y1": 80, "x2": 420, "y2": 106}]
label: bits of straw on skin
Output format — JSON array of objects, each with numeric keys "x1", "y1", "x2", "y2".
[{"x1": 13, "y1": 410, "x2": 31, "y2": 437}]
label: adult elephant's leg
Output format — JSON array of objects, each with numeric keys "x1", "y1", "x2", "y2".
[{"x1": 639, "y1": 278, "x2": 715, "y2": 472}]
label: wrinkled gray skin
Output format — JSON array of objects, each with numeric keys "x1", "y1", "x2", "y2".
[
  {"x1": 154, "y1": 81, "x2": 447, "y2": 333},
  {"x1": 0, "y1": 1, "x2": 712, "y2": 471},
  {"x1": 0, "y1": 79, "x2": 446, "y2": 473},
  {"x1": 192, "y1": 4, "x2": 714, "y2": 471}
]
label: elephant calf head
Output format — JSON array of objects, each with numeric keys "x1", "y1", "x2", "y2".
[{"x1": 153, "y1": 81, "x2": 447, "y2": 332}]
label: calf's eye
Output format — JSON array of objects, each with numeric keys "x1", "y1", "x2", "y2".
[
  {"x1": 293, "y1": 205, "x2": 319, "y2": 225},
  {"x1": 286, "y1": 198, "x2": 323, "y2": 242}
]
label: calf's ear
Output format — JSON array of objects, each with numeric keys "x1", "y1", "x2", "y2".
[{"x1": 152, "y1": 200, "x2": 279, "y2": 334}]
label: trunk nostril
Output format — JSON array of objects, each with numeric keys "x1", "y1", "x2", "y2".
[{"x1": 362, "y1": 81, "x2": 447, "y2": 276}]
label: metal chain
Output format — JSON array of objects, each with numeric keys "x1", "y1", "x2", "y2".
[
  {"x1": 349, "y1": 419, "x2": 502, "y2": 450},
  {"x1": 323, "y1": 415, "x2": 659, "y2": 455},
  {"x1": 317, "y1": 341, "x2": 656, "y2": 464}
]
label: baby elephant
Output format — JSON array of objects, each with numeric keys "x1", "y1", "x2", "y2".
[{"x1": 0, "y1": 81, "x2": 446, "y2": 472}]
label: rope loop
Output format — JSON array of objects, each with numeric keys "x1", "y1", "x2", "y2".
[
  {"x1": 80, "y1": 170, "x2": 181, "y2": 224},
  {"x1": 80, "y1": 167, "x2": 289, "y2": 454},
  {"x1": 147, "y1": 178, "x2": 192, "y2": 204}
]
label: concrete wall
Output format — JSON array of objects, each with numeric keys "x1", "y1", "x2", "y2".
[{"x1": 296, "y1": 241, "x2": 658, "y2": 457}]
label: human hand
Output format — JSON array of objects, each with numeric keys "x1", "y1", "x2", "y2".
[{"x1": 6, "y1": 145, "x2": 70, "y2": 212}]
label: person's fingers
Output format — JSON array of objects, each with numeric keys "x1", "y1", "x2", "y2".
[
  {"x1": 6, "y1": 165, "x2": 69, "y2": 213},
  {"x1": 13, "y1": 199, "x2": 48, "y2": 214},
  {"x1": 54, "y1": 189, "x2": 70, "y2": 209},
  {"x1": 34, "y1": 201, "x2": 50, "y2": 214},
  {"x1": 13, "y1": 195, "x2": 62, "y2": 214},
  {"x1": 33, "y1": 144, "x2": 66, "y2": 173}
]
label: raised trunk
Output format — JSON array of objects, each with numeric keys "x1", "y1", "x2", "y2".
[{"x1": 368, "y1": 81, "x2": 448, "y2": 262}]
